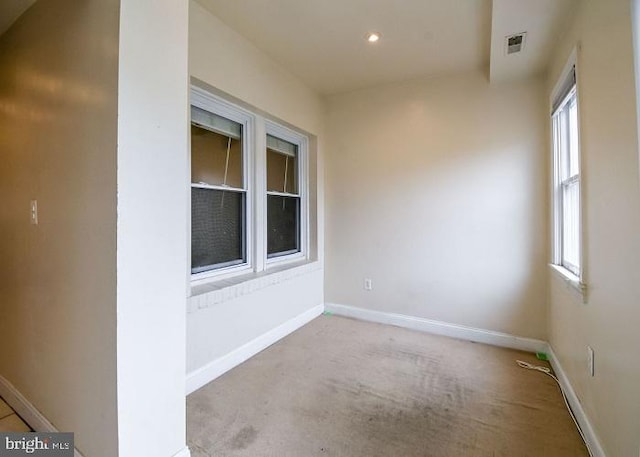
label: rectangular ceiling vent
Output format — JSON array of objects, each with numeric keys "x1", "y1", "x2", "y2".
[{"x1": 506, "y1": 32, "x2": 526, "y2": 55}]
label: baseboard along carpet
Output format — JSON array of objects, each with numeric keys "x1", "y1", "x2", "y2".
[{"x1": 187, "y1": 315, "x2": 588, "y2": 457}]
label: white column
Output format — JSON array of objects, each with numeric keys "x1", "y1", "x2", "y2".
[{"x1": 116, "y1": 0, "x2": 190, "y2": 456}]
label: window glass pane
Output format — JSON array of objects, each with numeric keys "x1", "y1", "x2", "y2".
[
  {"x1": 568, "y1": 96, "x2": 579, "y2": 177},
  {"x1": 562, "y1": 181, "x2": 580, "y2": 274},
  {"x1": 559, "y1": 107, "x2": 570, "y2": 181},
  {"x1": 267, "y1": 134, "x2": 297, "y2": 155},
  {"x1": 267, "y1": 195, "x2": 300, "y2": 257},
  {"x1": 192, "y1": 106, "x2": 241, "y2": 139},
  {"x1": 191, "y1": 187, "x2": 246, "y2": 272},
  {"x1": 191, "y1": 123, "x2": 243, "y2": 188},
  {"x1": 552, "y1": 114, "x2": 561, "y2": 175},
  {"x1": 267, "y1": 149, "x2": 297, "y2": 194},
  {"x1": 266, "y1": 135, "x2": 297, "y2": 194}
]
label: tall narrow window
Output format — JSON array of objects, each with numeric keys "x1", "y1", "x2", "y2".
[
  {"x1": 552, "y1": 64, "x2": 581, "y2": 277},
  {"x1": 266, "y1": 134, "x2": 302, "y2": 258},
  {"x1": 191, "y1": 105, "x2": 248, "y2": 274}
]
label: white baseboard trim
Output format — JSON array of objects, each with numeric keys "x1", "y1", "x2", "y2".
[
  {"x1": 547, "y1": 347, "x2": 606, "y2": 457},
  {"x1": 324, "y1": 303, "x2": 547, "y2": 353},
  {"x1": 186, "y1": 303, "x2": 324, "y2": 395},
  {"x1": 0, "y1": 375, "x2": 85, "y2": 457},
  {"x1": 172, "y1": 446, "x2": 192, "y2": 457}
]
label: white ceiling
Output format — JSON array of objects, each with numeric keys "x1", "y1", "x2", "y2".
[
  {"x1": 0, "y1": 0, "x2": 36, "y2": 37},
  {"x1": 196, "y1": 0, "x2": 578, "y2": 94},
  {"x1": 489, "y1": 0, "x2": 577, "y2": 83},
  {"x1": 1, "y1": 1, "x2": 577, "y2": 93},
  {"x1": 196, "y1": 0, "x2": 492, "y2": 95}
]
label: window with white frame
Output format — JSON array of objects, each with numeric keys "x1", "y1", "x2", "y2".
[
  {"x1": 190, "y1": 88, "x2": 308, "y2": 279},
  {"x1": 552, "y1": 63, "x2": 581, "y2": 277},
  {"x1": 190, "y1": 100, "x2": 252, "y2": 276},
  {"x1": 266, "y1": 133, "x2": 304, "y2": 259}
]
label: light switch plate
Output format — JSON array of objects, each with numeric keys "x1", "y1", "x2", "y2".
[
  {"x1": 30, "y1": 200, "x2": 38, "y2": 225},
  {"x1": 587, "y1": 346, "x2": 594, "y2": 377}
]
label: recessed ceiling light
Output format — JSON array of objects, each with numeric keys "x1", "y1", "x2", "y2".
[{"x1": 366, "y1": 32, "x2": 381, "y2": 43}]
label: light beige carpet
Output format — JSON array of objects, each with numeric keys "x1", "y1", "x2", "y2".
[{"x1": 187, "y1": 315, "x2": 588, "y2": 457}]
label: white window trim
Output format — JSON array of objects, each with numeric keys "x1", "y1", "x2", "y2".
[
  {"x1": 549, "y1": 47, "x2": 587, "y2": 294},
  {"x1": 189, "y1": 87, "x2": 255, "y2": 282},
  {"x1": 549, "y1": 263, "x2": 586, "y2": 294},
  {"x1": 188, "y1": 86, "x2": 311, "y2": 288},
  {"x1": 264, "y1": 120, "x2": 309, "y2": 267}
]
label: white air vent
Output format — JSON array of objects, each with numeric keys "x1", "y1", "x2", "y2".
[{"x1": 506, "y1": 32, "x2": 526, "y2": 55}]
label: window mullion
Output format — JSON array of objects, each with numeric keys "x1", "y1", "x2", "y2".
[
  {"x1": 191, "y1": 183, "x2": 247, "y2": 192},
  {"x1": 254, "y1": 117, "x2": 268, "y2": 273}
]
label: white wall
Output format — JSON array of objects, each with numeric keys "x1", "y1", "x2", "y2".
[
  {"x1": 186, "y1": 1, "x2": 325, "y2": 378},
  {"x1": 325, "y1": 71, "x2": 549, "y2": 339},
  {"x1": 633, "y1": 0, "x2": 640, "y2": 176},
  {"x1": 116, "y1": 0, "x2": 190, "y2": 456},
  {"x1": 547, "y1": 0, "x2": 640, "y2": 455},
  {"x1": 188, "y1": 269, "x2": 323, "y2": 371},
  {"x1": 0, "y1": 1, "x2": 119, "y2": 456},
  {"x1": 189, "y1": 1, "x2": 324, "y2": 136}
]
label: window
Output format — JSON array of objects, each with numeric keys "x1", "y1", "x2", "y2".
[
  {"x1": 266, "y1": 134, "x2": 302, "y2": 259},
  {"x1": 190, "y1": 87, "x2": 309, "y2": 280},
  {"x1": 551, "y1": 62, "x2": 581, "y2": 277},
  {"x1": 190, "y1": 100, "x2": 252, "y2": 276}
]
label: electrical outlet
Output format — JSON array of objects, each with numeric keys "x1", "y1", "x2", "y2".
[
  {"x1": 587, "y1": 346, "x2": 594, "y2": 377},
  {"x1": 364, "y1": 278, "x2": 372, "y2": 291},
  {"x1": 30, "y1": 200, "x2": 38, "y2": 225}
]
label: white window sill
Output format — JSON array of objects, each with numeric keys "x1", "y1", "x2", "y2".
[
  {"x1": 549, "y1": 263, "x2": 587, "y2": 295},
  {"x1": 187, "y1": 259, "x2": 321, "y2": 313}
]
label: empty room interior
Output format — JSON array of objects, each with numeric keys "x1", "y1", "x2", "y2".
[{"x1": 1, "y1": 0, "x2": 640, "y2": 456}]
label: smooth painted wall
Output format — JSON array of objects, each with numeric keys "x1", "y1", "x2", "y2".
[
  {"x1": 0, "y1": 1, "x2": 119, "y2": 456},
  {"x1": 325, "y1": 71, "x2": 548, "y2": 339},
  {"x1": 633, "y1": 0, "x2": 640, "y2": 176},
  {"x1": 547, "y1": 0, "x2": 640, "y2": 455},
  {"x1": 190, "y1": 1, "x2": 324, "y2": 136},
  {"x1": 187, "y1": 1, "x2": 325, "y2": 375},
  {"x1": 116, "y1": 0, "x2": 190, "y2": 456}
]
